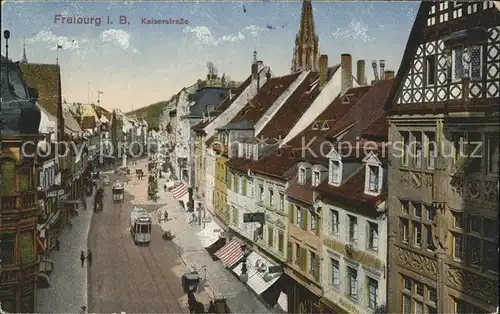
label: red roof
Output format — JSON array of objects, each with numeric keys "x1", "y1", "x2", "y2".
[
  {"x1": 329, "y1": 79, "x2": 393, "y2": 143},
  {"x1": 362, "y1": 116, "x2": 389, "y2": 139},
  {"x1": 229, "y1": 72, "x2": 302, "y2": 125},
  {"x1": 249, "y1": 147, "x2": 299, "y2": 179},
  {"x1": 226, "y1": 157, "x2": 253, "y2": 173},
  {"x1": 287, "y1": 86, "x2": 371, "y2": 154},
  {"x1": 315, "y1": 164, "x2": 387, "y2": 208},
  {"x1": 285, "y1": 178, "x2": 315, "y2": 205},
  {"x1": 259, "y1": 71, "x2": 320, "y2": 142}
]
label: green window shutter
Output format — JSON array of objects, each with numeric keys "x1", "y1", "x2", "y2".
[
  {"x1": 243, "y1": 178, "x2": 247, "y2": 196},
  {"x1": 20, "y1": 231, "x2": 34, "y2": 264},
  {"x1": 289, "y1": 204, "x2": 294, "y2": 224},
  {"x1": 300, "y1": 248, "x2": 307, "y2": 271},
  {"x1": 302, "y1": 209, "x2": 308, "y2": 230},
  {"x1": 287, "y1": 241, "x2": 293, "y2": 262},
  {"x1": 316, "y1": 215, "x2": 321, "y2": 236},
  {"x1": 315, "y1": 255, "x2": 321, "y2": 281},
  {"x1": 1, "y1": 161, "x2": 15, "y2": 192}
]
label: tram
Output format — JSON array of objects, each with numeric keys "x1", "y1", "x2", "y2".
[
  {"x1": 112, "y1": 182, "x2": 125, "y2": 203},
  {"x1": 130, "y1": 207, "x2": 152, "y2": 245}
]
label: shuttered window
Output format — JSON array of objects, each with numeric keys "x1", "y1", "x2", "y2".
[
  {"x1": 287, "y1": 241, "x2": 293, "y2": 262},
  {"x1": 300, "y1": 247, "x2": 307, "y2": 271},
  {"x1": 242, "y1": 177, "x2": 247, "y2": 196},
  {"x1": 20, "y1": 231, "x2": 35, "y2": 264},
  {"x1": 1, "y1": 160, "x2": 16, "y2": 192},
  {"x1": 301, "y1": 209, "x2": 308, "y2": 231}
]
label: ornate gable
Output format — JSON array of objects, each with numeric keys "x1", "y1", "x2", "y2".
[{"x1": 386, "y1": 1, "x2": 500, "y2": 113}]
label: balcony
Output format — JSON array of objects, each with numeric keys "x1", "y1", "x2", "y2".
[{"x1": 1, "y1": 196, "x2": 17, "y2": 210}]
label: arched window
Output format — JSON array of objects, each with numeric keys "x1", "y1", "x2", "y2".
[{"x1": 1, "y1": 159, "x2": 16, "y2": 193}]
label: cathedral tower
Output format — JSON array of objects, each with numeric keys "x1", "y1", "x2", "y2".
[{"x1": 291, "y1": 0, "x2": 320, "y2": 73}]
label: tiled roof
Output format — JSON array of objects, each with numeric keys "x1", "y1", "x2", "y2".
[
  {"x1": 192, "y1": 119, "x2": 211, "y2": 132},
  {"x1": 19, "y1": 63, "x2": 61, "y2": 118},
  {"x1": 286, "y1": 85, "x2": 372, "y2": 150},
  {"x1": 228, "y1": 72, "x2": 302, "y2": 125},
  {"x1": 227, "y1": 157, "x2": 253, "y2": 173},
  {"x1": 285, "y1": 178, "x2": 315, "y2": 205},
  {"x1": 81, "y1": 116, "x2": 96, "y2": 129},
  {"x1": 330, "y1": 79, "x2": 394, "y2": 143},
  {"x1": 217, "y1": 120, "x2": 254, "y2": 131},
  {"x1": 250, "y1": 147, "x2": 299, "y2": 179},
  {"x1": 63, "y1": 110, "x2": 82, "y2": 133},
  {"x1": 315, "y1": 164, "x2": 387, "y2": 208},
  {"x1": 361, "y1": 116, "x2": 388, "y2": 139},
  {"x1": 183, "y1": 87, "x2": 229, "y2": 118},
  {"x1": 217, "y1": 75, "x2": 253, "y2": 113},
  {"x1": 259, "y1": 71, "x2": 320, "y2": 141}
]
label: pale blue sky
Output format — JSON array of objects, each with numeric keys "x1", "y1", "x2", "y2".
[{"x1": 1, "y1": 1, "x2": 419, "y2": 112}]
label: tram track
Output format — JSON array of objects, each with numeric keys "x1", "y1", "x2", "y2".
[
  {"x1": 113, "y1": 197, "x2": 144, "y2": 313},
  {"x1": 117, "y1": 168, "x2": 185, "y2": 313}
]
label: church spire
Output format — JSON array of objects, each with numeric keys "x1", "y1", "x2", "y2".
[
  {"x1": 21, "y1": 42, "x2": 28, "y2": 63},
  {"x1": 291, "y1": 0, "x2": 320, "y2": 73}
]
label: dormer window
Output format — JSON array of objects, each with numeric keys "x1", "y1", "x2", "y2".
[
  {"x1": 299, "y1": 167, "x2": 306, "y2": 184},
  {"x1": 329, "y1": 160, "x2": 341, "y2": 185},
  {"x1": 368, "y1": 165, "x2": 380, "y2": 192},
  {"x1": 312, "y1": 171, "x2": 320, "y2": 187},
  {"x1": 312, "y1": 122, "x2": 320, "y2": 130},
  {"x1": 321, "y1": 121, "x2": 329, "y2": 131}
]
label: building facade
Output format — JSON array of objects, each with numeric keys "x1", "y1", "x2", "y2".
[
  {"x1": 386, "y1": 2, "x2": 499, "y2": 313},
  {"x1": 0, "y1": 54, "x2": 43, "y2": 313}
]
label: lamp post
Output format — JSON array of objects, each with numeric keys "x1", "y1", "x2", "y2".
[{"x1": 239, "y1": 247, "x2": 251, "y2": 283}]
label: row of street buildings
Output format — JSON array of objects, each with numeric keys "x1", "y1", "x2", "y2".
[
  {"x1": 160, "y1": 1, "x2": 499, "y2": 313},
  {"x1": 0, "y1": 41, "x2": 149, "y2": 312}
]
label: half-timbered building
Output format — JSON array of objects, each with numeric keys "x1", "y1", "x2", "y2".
[{"x1": 386, "y1": 2, "x2": 499, "y2": 313}]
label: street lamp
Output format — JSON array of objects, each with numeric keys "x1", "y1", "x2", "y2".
[{"x1": 239, "y1": 246, "x2": 251, "y2": 283}]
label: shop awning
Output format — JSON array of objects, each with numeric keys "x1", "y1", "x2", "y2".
[
  {"x1": 172, "y1": 182, "x2": 188, "y2": 200},
  {"x1": 232, "y1": 251, "x2": 283, "y2": 295},
  {"x1": 214, "y1": 238, "x2": 244, "y2": 268}
]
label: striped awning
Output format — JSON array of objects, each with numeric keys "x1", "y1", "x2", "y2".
[
  {"x1": 214, "y1": 238, "x2": 244, "y2": 268},
  {"x1": 172, "y1": 182, "x2": 188, "y2": 200}
]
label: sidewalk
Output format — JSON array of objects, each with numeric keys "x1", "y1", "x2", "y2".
[
  {"x1": 36, "y1": 191, "x2": 95, "y2": 313},
  {"x1": 154, "y1": 173, "x2": 271, "y2": 314}
]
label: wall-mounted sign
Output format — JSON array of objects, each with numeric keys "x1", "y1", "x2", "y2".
[
  {"x1": 243, "y1": 212, "x2": 265, "y2": 223},
  {"x1": 268, "y1": 265, "x2": 283, "y2": 274}
]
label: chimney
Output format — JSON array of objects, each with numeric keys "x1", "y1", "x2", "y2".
[
  {"x1": 356, "y1": 60, "x2": 366, "y2": 86},
  {"x1": 379, "y1": 60, "x2": 385, "y2": 80},
  {"x1": 266, "y1": 68, "x2": 271, "y2": 80},
  {"x1": 384, "y1": 70, "x2": 395, "y2": 80},
  {"x1": 251, "y1": 63, "x2": 258, "y2": 80},
  {"x1": 371, "y1": 60, "x2": 379, "y2": 82},
  {"x1": 340, "y1": 54, "x2": 353, "y2": 93},
  {"x1": 319, "y1": 54, "x2": 328, "y2": 90}
]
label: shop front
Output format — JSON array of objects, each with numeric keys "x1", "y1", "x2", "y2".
[
  {"x1": 283, "y1": 268, "x2": 323, "y2": 314},
  {"x1": 231, "y1": 248, "x2": 286, "y2": 310}
]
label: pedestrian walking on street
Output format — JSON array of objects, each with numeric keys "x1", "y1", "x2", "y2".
[
  {"x1": 164, "y1": 184, "x2": 167, "y2": 192},
  {"x1": 80, "y1": 251, "x2": 86, "y2": 267},
  {"x1": 164, "y1": 210, "x2": 169, "y2": 221},
  {"x1": 87, "y1": 249, "x2": 93, "y2": 267}
]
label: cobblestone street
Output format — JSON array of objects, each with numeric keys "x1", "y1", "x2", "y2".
[{"x1": 36, "y1": 191, "x2": 95, "y2": 313}]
